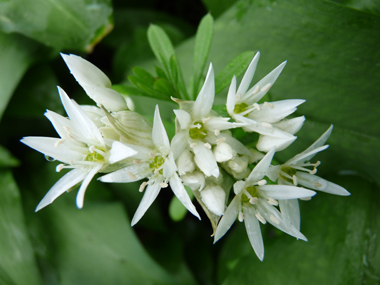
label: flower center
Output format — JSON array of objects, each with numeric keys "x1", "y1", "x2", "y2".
[
  {"x1": 85, "y1": 151, "x2": 104, "y2": 162},
  {"x1": 241, "y1": 186, "x2": 259, "y2": 203},
  {"x1": 233, "y1": 102, "x2": 249, "y2": 114},
  {"x1": 189, "y1": 121, "x2": 207, "y2": 140},
  {"x1": 149, "y1": 155, "x2": 165, "y2": 174}
]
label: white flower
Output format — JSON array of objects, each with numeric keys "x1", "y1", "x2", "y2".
[
  {"x1": 99, "y1": 105, "x2": 200, "y2": 226},
  {"x1": 226, "y1": 52, "x2": 305, "y2": 152},
  {"x1": 266, "y1": 125, "x2": 350, "y2": 230},
  {"x1": 61, "y1": 53, "x2": 129, "y2": 112},
  {"x1": 21, "y1": 87, "x2": 137, "y2": 211},
  {"x1": 214, "y1": 148, "x2": 316, "y2": 261},
  {"x1": 172, "y1": 64, "x2": 248, "y2": 178}
]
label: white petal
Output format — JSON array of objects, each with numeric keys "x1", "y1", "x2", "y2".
[
  {"x1": 287, "y1": 145, "x2": 329, "y2": 165},
  {"x1": 213, "y1": 142, "x2": 235, "y2": 163},
  {"x1": 99, "y1": 163, "x2": 150, "y2": 183},
  {"x1": 205, "y1": 117, "x2": 246, "y2": 131},
  {"x1": 44, "y1": 110, "x2": 72, "y2": 139},
  {"x1": 171, "y1": 131, "x2": 189, "y2": 160},
  {"x1": 152, "y1": 105, "x2": 170, "y2": 154},
  {"x1": 163, "y1": 152, "x2": 177, "y2": 178},
  {"x1": 296, "y1": 172, "x2": 351, "y2": 196},
  {"x1": 256, "y1": 134, "x2": 296, "y2": 152},
  {"x1": 76, "y1": 164, "x2": 102, "y2": 209},
  {"x1": 243, "y1": 204, "x2": 264, "y2": 261},
  {"x1": 273, "y1": 116, "x2": 305, "y2": 135},
  {"x1": 181, "y1": 171, "x2": 205, "y2": 191},
  {"x1": 21, "y1": 136, "x2": 85, "y2": 164},
  {"x1": 200, "y1": 184, "x2": 226, "y2": 216},
  {"x1": 173, "y1": 109, "x2": 191, "y2": 129},
  {"x1": 226, "y1": 75, "x2": 237, "y2": 115},
  {"x1": 82, "y1": 85, "x2": 127, "y2": 112},
  {"x1": 237, "y1": 52, "x2": 260, "y2": 96},
  {"x1": 176, "y1": 149, "x2": 195, "y2": 175},
  {"x1": 131, "y1": 180, "x2": 161, "y2": 226},
  {"x1": 233, "y1": 181, "x2": 246, "y2": 195},
  {"x1": 58, "y1": 87, "x2": 104, "y2": 147},
  {"x1": 35, "y1": 168, "x2": 89, "y2": 211},
  {"x1": 214, "y1": 195, "x2": 240, "y2": 243},
  {"x1": 193, "y1": 143, "x2": 219, "y2": 177},
  {"x1": 258, "y1": 184, "x2": 316, "y2": 199},
  {"x1": 249, "y1": 99, "x2": 305, "y2": 123},
  {"x1": 266, "y1": 165, "x2": 281, "y2": 182},
  {"x1": 109, "y1": 141, "x2": 138, "y2": 164},
  {"x1": 246, "y1": 147, "x2": 275, "y2": 184},
  {"x1": 169, "y1": 173, "x2": 200, "y2": 219},
  {"x1": 279, "y1": 199, "x2": 300, "y2": 230},
  {"x1": 193, "y1": 63, "x2": 215, "y2": 120},
  {"x1": 61, "y1": 53, "x2": 112, "y2": 88},
  {"x1": 244, "y1": 61, "x2": 286, "y2": 103}
]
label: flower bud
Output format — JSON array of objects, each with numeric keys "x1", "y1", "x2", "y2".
[
  {"x1": 181, "y1": 171, "x2": 205, "y2": 191},
  {"x1": 228, "y1": 155, "x2": 248, "y2": 173},
  {"x1": 200, "y1": 183, "x2": 226, "y2": 216},
  {"x1": 213, "y1": 142, "x2": 235, "y2": 162},
  {"x1": 177, "y1": 149, "x2": 195, "y2": 175}
]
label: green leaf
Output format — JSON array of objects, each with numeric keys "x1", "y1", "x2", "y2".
[
  {"x1": 218, "y1": 175, "x2": 380, "y2": 284},
  {"x1": 169, "y1": 55, "x2": 179, "y2": 85},
  {"x1": 0, "y1": 171, "x2": 42, "y2": 285},
  {"x1": 169, "y1": 186, "x2": 194, "y2": 222},
  {"x1": 148, "y1": 24, "x2": 176, "y2": 68},
  {"x1": 128, "y1": 75, "x2": 169, "y2": 100},
  {"x1": 0, "y1": 0, "x2": 113, "y2": 51},
  {"x1": 154, "y1": 78, "x2": 173, "y2": 97},
  {"x1": 333, "y1": 0, "x2": 380, "y2": 15},
  {"x1": 0, "y1": 145, "x2": 19, "y2": 168},
  {"x1": 214, "y1": 51, "x2": 255, "y2": 94},
  {"x1": 192, "y1": 14, "x2": 214, "y2": 98},
  {"x1": 132, "y1": 67, "x2": 156, "y2": 86}
]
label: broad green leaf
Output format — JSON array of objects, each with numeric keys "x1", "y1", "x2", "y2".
[
  {"x1": 0, "y1": 171, "x2": 42, "y2": 285},
  {"x1": 154, "y1": 78, "x2": 174, "y2": 97},
  {"x1": 148, "y1": 24, "x2": 176, "y2": 68},
  {"x1": 169, "y1": 186, "x2": 194, "y2": 222},
  {"x1": 333, "y1": 0, "x2": 380, "y2": 15},
  {"x1": 0, "y1": 32, "x2": 46, "y2": 121},
  {"x1": 128, "y1": 75, "x2": 169, "y2": 100},
  {"x1": 201, "y1": 0, "x2": 239, "y2": 18},
  {"x1": 132, "y1": 67, "x2": 156, "y2": 85},
  {"x1": 218, "y1": 175, "x2": 380, "y2": 284},
  {"x1": 193, "y1": 14, "x2": 214, "y2": 98},
  {"x1": 0, "y1": 145, "x2": 19, "y2": 168},
  {"x1": 0, "y1": 0, "x2": 113, "y2": 51},
  {"x1": 214, "y1": 51, "x2": 255, "y2": 94}
]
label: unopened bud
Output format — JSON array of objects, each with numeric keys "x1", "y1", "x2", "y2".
[{"x1": 213, "y1": 142, "x2": 235, "y2": 163}]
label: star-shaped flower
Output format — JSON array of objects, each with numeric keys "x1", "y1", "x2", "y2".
[
  {"x1": 99, "y1": 105, "x2": 200, "y2": 225},
  {"x1": 21, "y1": 87, "x2": 137, "y2": 211},
  {"x1": 214, "y1": 148, "x2": 316, "y2": 261}
]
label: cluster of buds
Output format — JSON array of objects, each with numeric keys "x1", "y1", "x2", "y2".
[{"x1": 21, "y1": 52, "x2": 350, "y2": 261}]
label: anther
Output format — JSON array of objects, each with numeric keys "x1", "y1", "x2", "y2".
[
  {"x1": 128, "y1": 172, "x2": 137, "y2": 180},
  {"x1": 314, "y1": 161, "x2": 321, "y2": 167},
  {"x1": 263, "y1": 102, "x2": 275, "y2": 109},
  {"x1": 202, "y1": 117, "x2": 210, "y2": 123},
  {"x1": 235, "y1": 93, "x2": 242, "y2": 101},
  {"x1": 255, "y1": 212, "x2": 267, "y2": 224},
  {"x1": 133, "y1": 160, "x2": 141, "y2": 164},
  {"x1": 250, "y1": 85, "x2": 260, "y2": 96},
  {"x1": 54, "y1": 139, "x2": 65, "y2": 148},
  {"x1": 214, "y1": 129, "x2": 220, "y2": 136},
  {"x1": 204, "y1": 143, "x2": 212, "y2": 149},
  {"x1": 216, "y1": 137, "x2": 226, "y2": 144},
  {"x1": 261, "y1": 122, "x2": 273, "y2": 128},
  {"x1": 261, "y1": 83, "x2": 272, "y2": 93},
  {"x1": 195, "y1": 123, "x2": 202, "y2": 129},
  {"x1": 313, "y1": 182, "x2": 323, "y2": 188},
  {"x1": 139, "y1": 182, "x2": 147, "y2": 192},
  {"x1": 56, "y1": 164, "x2": 65, "y2": 172},
  {"x1": 300, "y1": 197, "x2": 312, "y2": 201},
  {"x1": 292, "y1": 175, "x2": 298, "y2": 186},
  {"x1": 160, "y1": 182, "x2": 168, "y2": 188},
  {"x1": 267, "y1": 197, "x2": 278, "y2": 206},
  {"x1": 238, "y1": 212, "x2": 244, "y2": 222},
  {"x1": 150, "y1": 153, "x2": 156, "y2": 158},
  {"x1": 258, "y1": 179, "x2": 267, "y2": 186},
  {"x1": 309, "y1": 168, "x2": 317, "y2": 175},
  {"x1": 270, "y1": 214, "x2": 280, "y2": 225},
  {"x1": 190, "y1": 142, "x2": 198, "y2": 148},
  {"x1": 253, "y1": 103, "x2": 261, "y2": 111},
  {"x1": 250, "y1": 197, "x2": 258, "y2": 204},
  {"x1": 89, "y1": 145, "x2": 96, "y2": 153}
]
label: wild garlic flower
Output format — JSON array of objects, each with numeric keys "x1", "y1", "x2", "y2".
[
  {"x1": 61, "y1": 53, "x2": 132, "y2": 112},
  {"x1": 99, "y1": 105, "x2": 200, "y2": 226},
  {"x1": 266, "y1": 125, "x2": 350, "y2": 230},
  {"x1": 226, "y1": 52, "x2": 305, "y2": 152},
  {"x1": 172, "y1": 64, "x2": 247, "y2": 178},
  {"x1": 214, "y1": 148, "x2": 316, "y2": 261},
  {"x1": 21, "y1": 87, "x2": 137, "y2": 211}
]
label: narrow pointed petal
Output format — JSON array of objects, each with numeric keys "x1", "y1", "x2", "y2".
[
  {"x1": 35, "y1": 168, "x2": 88, "y2": 211},
  {"x1": 258, "y1": 184, "x2": 316, "y2": 199},
  {"x1": 279, "y1": 199, "x2": 300, "y2": 230},
  {"x1": 76, "y1": 164, "x2": 102, "y2": 209},
  {"x1": 273, "y1": 116, "x2": 305, "y2": 135},
  {"x1": 226, "y1": 75, "x2": 237, "y2": 115},
  {"x1": 296, "y1": 172, "x2": 351, "y2": 196},
  {"x1": 44, "y1": 110, "x2": 72, "y2": 139},
  {"x1": 174, "y1": 109, "x2": 191, "y2": 129},
  {"x1": 82, "y1": 85, "x2": 127, "y2": 112},
  {"x1": 205, "y1": 117, "x2": 246, "y2": 131},
  {"x1": 163, "y1": 152, "x2": 177, "y2": 178},
  {"x1": 193, "y1": 63, "x2": 215, "y2": 120},
  {"x1": 243, "y1": 204, "x2": 264, "y2": 261},
  {"x1": 237, "y1": 51, "x2": 260, "y2": 96},
  {"x1": 287, "y1": 145, "x2": 329, "y2": 165},
  {"x1": 152, "y1": 105, "x2": 170, "y2": 154},
  {"x1": 61, "y1": 53, "x2": 112, "y2": 88},
  {"x1": 58, "y1": 87, "x2": 104, "y2": 146},
  {"x1": 169, "y1": 173, "x2": 200, "y2": 219},
  {"x1": 171, "y1": 131, "x2": 188, "y2": 160},
  {"x1": 193, "y1": 143, "x2": 219, "y2": 178},
  {"x1": 99, "y1": 163, "x2": 150, "y2": 183},
  {"x1": 109, "y1": 141, "x2": 138, "y2": 164},
  {"x1": 246, "y1": 147, "x2": 275, "y2": 184},
  {"x1": 266, "y1": 165, "x2": 281, "y2": 182},
  {"x1": 214, "y1": 195, "x2": 240, "y2": 243},
  {"x1": 257, "y1": 133, "x2": 296, "y2": 152},
  {"x1": 131, "y1": 181, "x2": 161, "y2": 226},
  {"x1": 244, "y1": 61, "x2": 287, "y2": 104},
  {"x1": 21, "y1": 136, "x2": 85, "y2": 163}
]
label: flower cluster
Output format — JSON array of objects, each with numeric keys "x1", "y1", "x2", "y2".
[{"x1": 21, "y1": 52, "x2": 350, "y2": 261}]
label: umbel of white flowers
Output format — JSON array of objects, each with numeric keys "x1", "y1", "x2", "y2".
[{"x1": 21, "y1": 53, "x2": 350, "y2": 262}]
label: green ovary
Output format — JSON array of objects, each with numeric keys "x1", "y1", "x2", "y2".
[
  {"x1": 233, "y1": 102, "x2": 249, "y2": 114},
  {"x1": 85, "y1": 152, "x2": 104, "y2": 162},
  {"x1": 149, "y1": 155, "x2": 165, "y2": 174},
  {"x1": 241, "y1": 186, "x2": 259, "y2": 203},
  {"x1": 189, "y1": 121, "x2": 207, "y2": 140},
  {"x1": 280, "y1": 166, "x2": 297, "y2": 183}
]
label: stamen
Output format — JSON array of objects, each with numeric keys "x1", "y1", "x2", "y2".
[
  {"x1": 204, "y1": 143, "x2": 212, "y2": 149},
  {"x1": 128, "y1": 172, "x2": 137, "y2": 180},
  {"x1": 235, "y1": 93, "x2": 242, "y2": 101},
  {"x1": 54, "y1": 139, "x2": 65, "y2": 148},
  {"x1": 270, "y1": 214, "x2": 280, "y2": 225},
  {"x1": 255, "y1": 212, "x2": 267, "y2": 224},
  {"x1": 195, "y1": 123, "x2": 202, "y2": 129},
  {"x1": 56, "y1": 164, "x2": 65, "y2": 172},
  {"x1": 253, "y1": 103, "x2": 261, "y2": 111},
  {"x1": 214, "y1": 129, "x2": 220, "y2": 136},
  {"x1": 238, "y1": 212, "x2": 244, "y2": 222},
  {"x1": 133, "y1": 160, "x2": 141, "y2": 164},
  {"x1": 139, "y1": 182, "x2": 147, "y2": 192},
  {"x1": 216, "y1": 137, "x2": 226, "y2": 144},
  {"x1": 261, "y1": 122, "x2": 273, "y2": 128},
  {"x1": 69, "y1": 160, "x2": 74, "y2": 165},
  {"x1": 314, "y1": 161, "x2": 321, "y2": 167},
  {"x1": 190, "y1": 142, "x2": 198, "y2": 148},
  {"x1": 292, "y1": 175, "x2": 298, "y2": 186},
  {"x1": 202, "y1": 117, "x2": 210, "y2": 123},
  {"x1": 261, "y1": 83, "x2": 272, "y2": 93},
  {"x1": 250, "y1": 197, "x2": 258, "y2": 204},
  {"x1": 160, "y1": 182, "x2": 168, "y2": 188},
  {"x1": 250, "y1": 85, "x2": 260, "y2": 96},
  {"x1": 300, "y1": 196, "x2": 312, "y2": 201},
  {"x1": 313, "y1": 182, "x2": 323, "y2": 188},
  {"x1": 309, "y1": 168, "x2": 317, "y2": 175},
  {"x1": 258, "y1": 179, "x2": 267, "y2": 186},
  {"x1": 93, "y1": 148, "x2": 105, "y2": 156},
  {"x1": 89, "y1": 145, "x2": 96, "y2": 153},
  {"x1": 267, "y1": 197, "x2": 278, "y2": 206},
  {"x1": 150, "y1": 152, "x2": 156, "y2": 158},
  {"x1": 263, "y1": 102, "x2": 275, "y2": 109}
]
